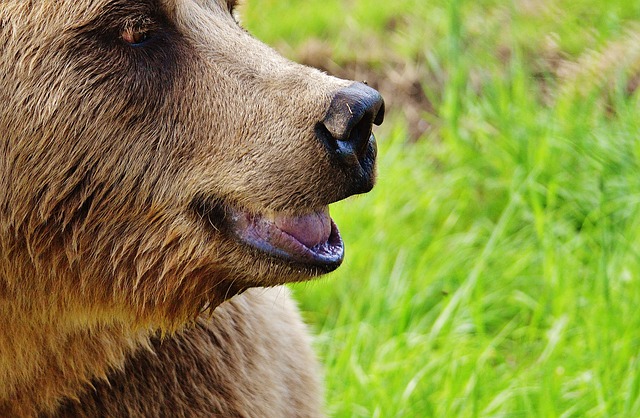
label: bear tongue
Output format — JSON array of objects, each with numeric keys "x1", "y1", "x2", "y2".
[{"x1": 271, "y1": 209, "x2": 332, "y2": 248}]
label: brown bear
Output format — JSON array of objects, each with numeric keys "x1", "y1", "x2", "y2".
[{"x1": 0, "y1": 1, "x2": 384, "y2": 417}]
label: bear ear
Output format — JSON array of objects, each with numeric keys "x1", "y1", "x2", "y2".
[{"x1": 225, "y1": 0, "x2": 238, "y2": 13}]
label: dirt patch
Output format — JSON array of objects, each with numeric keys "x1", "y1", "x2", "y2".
[{"x1": 278, "y1": 21, "x2": 640, "y2": 141}]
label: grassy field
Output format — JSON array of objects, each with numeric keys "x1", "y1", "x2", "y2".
[{"x1": 243, "y1": 1, "x2": 640, "y2": 416}]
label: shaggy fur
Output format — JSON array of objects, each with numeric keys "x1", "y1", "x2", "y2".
[{"x1": 0, "y1": 0, "x2": 379, "y2": 416}]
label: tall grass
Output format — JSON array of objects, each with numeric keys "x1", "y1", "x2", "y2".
[{"x1": 244, "y1": 1, "x2": 640, "y2": 416}]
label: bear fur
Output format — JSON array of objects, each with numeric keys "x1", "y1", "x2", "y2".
[{"x1": 0, "y1": 1, "x2": 382, "y2": 416}]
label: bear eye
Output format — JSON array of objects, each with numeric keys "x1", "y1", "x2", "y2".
[
  {"x1": 122, "y1": 27, "x2": 151, "y2": 45},
  {"x1": 121, "y1": 16, "x2": 157, "y2": 46}
]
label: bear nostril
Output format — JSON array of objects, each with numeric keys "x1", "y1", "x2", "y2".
[
  {"x1": 348, "y1": 115, "x2": 375, "y2": 160},
  {"x1": 319, "y1": 82, "x2": 385, "y2": 164},
  {"x1": 373, "y1": 100, "x2": 385, "y2": 126}
]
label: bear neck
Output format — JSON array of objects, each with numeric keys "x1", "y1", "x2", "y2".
[{"x1": 0, "y1": 297, "x2": 150, "y2": 417}]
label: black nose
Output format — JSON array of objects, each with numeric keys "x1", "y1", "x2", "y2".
[{"x1": 318, "y1": 82, "x2": 385, "y2": 166}]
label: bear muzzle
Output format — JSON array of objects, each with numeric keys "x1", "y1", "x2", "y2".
[{"x1": 192, "y1": 83, "x2": 384, "y2": 276}]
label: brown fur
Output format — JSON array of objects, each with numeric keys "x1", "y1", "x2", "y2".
[
  {"x1": 47, "y1": 288, "x2": 322, "y2": 418},
  {"x1": 0, "y1": 0, "x2": 381, "y2": 416}
]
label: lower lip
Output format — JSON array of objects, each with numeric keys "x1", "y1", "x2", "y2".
[{"x1": 228, "y1": 212, "x2": 345, "y2": 270}]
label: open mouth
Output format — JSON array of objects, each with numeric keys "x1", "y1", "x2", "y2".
[
  {"x1": 228, "y1": 206, "x2": 344, "y2": 270},
  {"x1": 198, "y1": 202, "x2": 345, "y2": 271}
]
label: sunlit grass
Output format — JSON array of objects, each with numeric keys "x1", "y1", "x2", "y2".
[{"x1": 243, "y1": 1, "x2": 640, "y2": 416}]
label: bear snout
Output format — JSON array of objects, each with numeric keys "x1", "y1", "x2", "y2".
[{"x1": 317, "y1": 82, "x2": 385, "y2": 196}]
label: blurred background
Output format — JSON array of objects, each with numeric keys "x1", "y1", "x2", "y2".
[{"x1": 242, "y1": 1, "x2": 640, "y2": 416}]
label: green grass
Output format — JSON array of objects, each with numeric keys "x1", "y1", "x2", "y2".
[{"x1": 242, "y1": 1, "x2": 640, "y2": 416}]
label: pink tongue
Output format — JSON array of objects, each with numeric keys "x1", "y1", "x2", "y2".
[{"x1": 273, "y1": 209, "x2": 331, "y2": 248}]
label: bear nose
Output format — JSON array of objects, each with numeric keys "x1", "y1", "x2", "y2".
[{"x1": 319, "y1": 82, "x2": 385, "y2": 164}]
